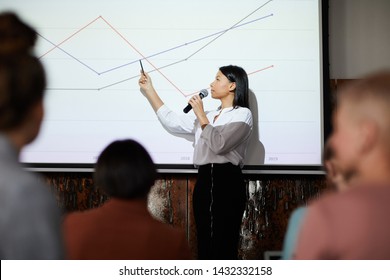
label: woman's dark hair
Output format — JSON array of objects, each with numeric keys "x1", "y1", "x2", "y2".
[
  {"x1": 0, "y1": 12, "x2": 37, "y2": 55},
  {"x1": 94, "y1": 139, "x2": 157, "y2": 199},
  {"x1": 0, "y1": 12, "x2": 46, "y2": 130},
  {"x1": 219, "y1": 65, "x2": 249, "y2": 109}
]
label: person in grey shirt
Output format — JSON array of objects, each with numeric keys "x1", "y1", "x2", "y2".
[{"x1": 0, "y1": 12, "x2": 63, "y2": 259}]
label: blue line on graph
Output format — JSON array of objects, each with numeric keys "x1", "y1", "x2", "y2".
[
  {"x1": 38, "y1": 35, "x2": 100, "y2": 75},
  {"x1": 38, "y1": 13, "x2": 273, "y2": 76},
  {"x1": 100, "y1": 14, "x2": 273, "y2": 75},
  {"x1": 43, "y1": 0, "x2": 275, "y2": 91}
]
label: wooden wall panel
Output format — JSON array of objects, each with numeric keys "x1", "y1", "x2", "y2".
[
  {"x1": 239, "y1": 176, "x2": 327, "y2": 259},
  {"x1": 45, "y1": 173, "x2": 107, "y2": 212},
  {"x1": 43, "y1": 172, "x2": 328, "y2": 259},
  {"x1": 147, "y1": 175, "x2": 188, "y2": 229},
  {"x1": 187, "y1": 177, "x2": 198, "y2": 259}
]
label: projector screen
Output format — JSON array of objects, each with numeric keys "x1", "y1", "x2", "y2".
[{"x1": 2, "y1": 0, "x2": 328, "y2": 173}]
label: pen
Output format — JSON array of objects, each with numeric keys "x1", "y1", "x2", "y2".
[{"x1": 139, "y1": 59, "x2": 145, "y2": 74}]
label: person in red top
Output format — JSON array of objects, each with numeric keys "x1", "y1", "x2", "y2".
[
  {"x1": 63, "y1": 139, "x2": 191, "y2": 259},
  {"x1": 294, "y1": 70, "x2": 390, "y2": 259}
]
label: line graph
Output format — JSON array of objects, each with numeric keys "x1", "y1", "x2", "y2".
[
  {"x1": 37, "y1": 0, "x2": 275, "y2": 96},
  {"x1": 2, "y1": 0, "x2": 325, "y2": 167},
  {"x1": 39, "y1": 14, "x2": 274, "y2": 74}
]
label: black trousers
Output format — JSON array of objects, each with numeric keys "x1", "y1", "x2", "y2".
[{"x1": 193, "y1": 163, "x2": 246, "y2": 260}]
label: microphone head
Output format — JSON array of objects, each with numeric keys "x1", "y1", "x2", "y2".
[{"x1": 199, "y1": 89, "x2": 209, "y2": 98}]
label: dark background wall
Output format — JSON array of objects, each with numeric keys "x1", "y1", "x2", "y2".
[
  {"x1": 329, "y1": 0, "x2": 390, "y2": 78},
  {"x1": 44, "y1": 172, "x2": 328, "y2": 259}
]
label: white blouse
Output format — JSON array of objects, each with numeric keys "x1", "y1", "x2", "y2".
[{"x1": 156, "y1": 104, "x2": 253, "y2": 167}]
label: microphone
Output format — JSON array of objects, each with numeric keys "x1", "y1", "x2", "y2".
[{"x1": 183, "y1": 89, "x2": 209, "y2": 113}]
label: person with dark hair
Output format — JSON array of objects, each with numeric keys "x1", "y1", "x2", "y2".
[
  {"x1": 294, "y1": 70, "x2": 390, "y2": 259},
  {"x1": 0, "y1": 12, "x2": 63, "y2": 259},
  {"x1": 139, "y1": 65, "x2": 253, "y2": 259},
  {"x1": 94, "y1": 139, "x2": 157, "y2": 199},
  {"x1": 62, "y1": 139, "x2": 191, "y2": 259}
]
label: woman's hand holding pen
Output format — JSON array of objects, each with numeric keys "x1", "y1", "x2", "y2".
[
  {"x1": 138, "y1": 71, "x2": 153, "y2": 96},
  {"x1": 138, "y1": 68, "x2": 208, "y2": 127},
  {"x1": 138, "y1": 71, "x2": 164, "y2": 112}
]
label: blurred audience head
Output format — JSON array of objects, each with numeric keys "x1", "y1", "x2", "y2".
[
  {"x1": 0, "y1": 12, "x2": 46, "y2": 145},
  {"x1": 323, "y1": 139, "x2": 349, "y2": 192},
  {"x1": 94, "y1": 139, "x2": 157, "y2": 199},
  {"x1": 0, "y1": 12, "x2": 37, "y2": 55},
  {"x1": 329, "y1": 70, "x2": 390, "y2": 183}
]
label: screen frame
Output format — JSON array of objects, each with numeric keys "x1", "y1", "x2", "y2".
[{"x1": 22, "y1": 0, "x2": 330, "y2": 175}]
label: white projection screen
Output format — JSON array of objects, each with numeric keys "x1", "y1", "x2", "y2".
[{"x1": 2, "y1": 0, "x2": 329, "y2": 173}]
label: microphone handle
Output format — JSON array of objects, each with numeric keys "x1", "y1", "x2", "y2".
[
  {"x1": 183, "y1": 90, "x2": 207, "y2": 113},
  {"x1": 183, "y1": 103, "x2": 192, "y2": 113}
]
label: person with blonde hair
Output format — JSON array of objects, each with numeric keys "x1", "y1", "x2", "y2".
[{"x1": 294, "y1": 70, "x2": 390, "y2": 259}]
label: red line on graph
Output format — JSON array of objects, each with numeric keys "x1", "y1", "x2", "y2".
[
  {"x1": 39, "y1": 15, "x2": 186, "y2": 96},
  {"x1": 39, "y1": 16, "x2": 102, "y2": 59},
  {"x1": 37, "y1": 16, "x2": 274, "y2": 96},
  {"x1": 248, "y1": 64, "x2": 274, "y2": 75},
  {"x1": 99, "y1": 16, "x2": 186, "y2": 96}
]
